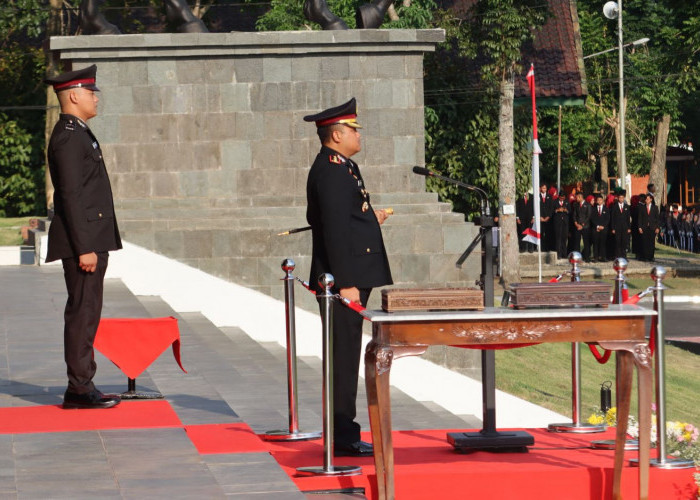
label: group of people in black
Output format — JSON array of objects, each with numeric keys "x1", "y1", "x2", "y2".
[{"x1": 514, "y1": 182, "x2": 686, "y2": 263}]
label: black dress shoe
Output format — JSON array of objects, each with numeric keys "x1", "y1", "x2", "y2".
[
  {"x1": 334, "y1": 440, "x2": 373, "y2": 457},
  {"x1": 63, "y1": 389, "x2": 121, "y2": 409}
]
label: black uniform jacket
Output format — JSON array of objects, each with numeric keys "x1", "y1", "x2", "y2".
[
  {"x1": 590, "y1": 204, "x2": 610, "y2": 230},
  {"x1": 573, "y1": 201, "x2": 592, "y2": 229},
  {"x1": 638, "y1": 204, "x2": 660, "y2": 232},
  {"x1": 306, "y1": 145, "x2": 392, "y2": 293},
  {"x1": 46, "y1": 114, "x2": 122, "y2": 262},
  {"x1": 610, "y1": 202, "x2": 631, "y2": 232}
]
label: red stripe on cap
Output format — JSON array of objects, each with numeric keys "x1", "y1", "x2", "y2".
[
  {"x1": 316, "y1": 114, "x2": 356, "y2": 127},
  {"x1": 54, "y1": 78, "x2": 96, "y2": 90}
]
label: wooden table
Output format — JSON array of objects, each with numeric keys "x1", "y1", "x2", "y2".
[{"x1": 363, "y1": 305, "x2": 655, "y2": 500}]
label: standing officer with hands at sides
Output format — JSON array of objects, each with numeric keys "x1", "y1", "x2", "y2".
[
  {"x1": 304, "y1": 98, "x2": 393, "y2": 457},
  {"x1": 45, "y1": 65, "x2": 122, "y2": 409}
]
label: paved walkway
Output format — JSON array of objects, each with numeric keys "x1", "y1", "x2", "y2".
[{"x1": 0, "y1": 265, "x2": 480, "y2": 499}]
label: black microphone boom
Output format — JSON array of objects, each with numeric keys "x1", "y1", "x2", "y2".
[{"x1": 412, "y1": 166, "x2": 490, "y2": 216}]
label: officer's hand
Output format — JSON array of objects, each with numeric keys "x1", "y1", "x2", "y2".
[
  {"x1": 340, "y1": 287, "x2": 361, "y2": 304},
  {"x1": 79, "y1": 252, "x2": 98, "y2": 273},
  {"x1": 374, "y1": 209, "x2": 390, "y2": 225}
]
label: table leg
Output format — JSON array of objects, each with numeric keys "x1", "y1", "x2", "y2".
[
  {"x1": 599, "y1": 341, "x2": 652, "y2": 500},
  {"x1": 365, "y1": 340, "x2": 427, "y2": 500},
  {"x1": 613, "y1": 349, "x2": 633, "y2": 500},
  {"x1": 365, "y1": 341, "x2": 392, "y2": 500}
]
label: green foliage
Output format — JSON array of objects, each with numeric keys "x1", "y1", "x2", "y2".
[
  {"x1": 467, "y1": 0, "x2": 546, "y2": 85},
  {"x1": 424, "y1": 2, "x2": 546, "y2": 218},
  {"x1": 248, "y1": 0, "x2": 436, "y2": 32},
  {"x1": 0, "y1": 115, "x2": 42, "y2": 217},
  {"x1": 0, "y1": 0, "x2": 48, "y2": 216},
  {"x1": 0, "y1": 0, "x2": 48, "y2": 42}
]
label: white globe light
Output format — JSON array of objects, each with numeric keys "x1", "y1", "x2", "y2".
[{"x1": 603, "y1": 1, "x2": 619, "y2": 19}]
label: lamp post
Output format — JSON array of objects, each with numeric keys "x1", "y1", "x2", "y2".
[{"x1": 602, "y1": 1, "x2": 629, "y2": 197}]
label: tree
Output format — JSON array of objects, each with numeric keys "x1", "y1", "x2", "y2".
[
  {"x1": 0, "y1": 115, "x2": 42, "y2": 216},
  {"x1": 424, "y1": 2, "x2": 546, "y2": 286},
  {"x1": 0, "y1": 0, "x2": 49, "y2": 216},
  {"x1": 575, "y1": 0, "x2": 700, "y2": 204}
]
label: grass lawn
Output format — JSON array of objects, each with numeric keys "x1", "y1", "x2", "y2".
[
  {"x1": 0, "y1": 217, "x2": 39, "y2": 246},
  {"x1": 496, "y1": 342, "x2": 699, "y2": 426}
]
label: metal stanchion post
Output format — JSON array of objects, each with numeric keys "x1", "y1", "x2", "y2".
[
  {"x1": 549, "y1": 252, "x2": 605, "y2": 433},
  {"x1": 635, "y1": 267, "x2": 694, "y2": 469},
  {"x1": 297, "y1": 273, "x2": 361, "y2": 477},
  {"x1": 264, "y1": 259, "x2": 322, "y2": 442},
  {"x1": 591, "y1": 258, "x2": 639, "y2": 450}
]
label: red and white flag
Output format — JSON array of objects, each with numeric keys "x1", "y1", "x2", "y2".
[{"x1": 523, "y1": 64, "x2": 541, "y2": 247}]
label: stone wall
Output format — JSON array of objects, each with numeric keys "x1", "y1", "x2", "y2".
[{"x1": 49, "y1": 31, "x2": 483, "y2": 372}]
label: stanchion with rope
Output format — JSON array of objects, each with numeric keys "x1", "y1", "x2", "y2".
[
  {"x1": 548, "y1": 252, "x2": 605, "y2": 434},
  {"x1": 630, "y1": 267, "x2": 694, "y2": 470},
  {"x1": 297, "y1": 273, "x2": 361, "y2": 477},
  {"x1": 262, "y1": 259, "x2": 322, "y2": 442},
  {"x1": 590, "y1": 258, "x2": 640, "y2": 451}
]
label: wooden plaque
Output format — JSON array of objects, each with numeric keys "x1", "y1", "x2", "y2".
[
  {"x1": 508, "y1": 281, "x2": 612, "y2": 309},
  {"x1": 381, "y1": 288, "x2": 484, "y2": 312}
]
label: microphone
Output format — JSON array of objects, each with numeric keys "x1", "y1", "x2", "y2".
[
  {"x1": 412, "y1": 166, "x2": 433, "y2": 177},
  {"x1": 412, "y1": 166, "x2": 490, "y2": 216}
]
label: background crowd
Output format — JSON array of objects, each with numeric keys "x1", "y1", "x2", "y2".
[{"x1": 516, "y1": 183, "x2": 700, "y2": 263}]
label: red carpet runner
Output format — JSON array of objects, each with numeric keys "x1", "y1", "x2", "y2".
[
  {"x1": 2, "y1": 402, "x2": 695, "y2": 499},
  {"x1": 0, "y1": 400, "x2": 181, "y2": 434}
]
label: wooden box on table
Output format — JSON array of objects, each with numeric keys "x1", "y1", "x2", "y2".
[
  {"x1": 381, "y1": 288, "x2": 484, "y2": 312},
  {"x1": 508, "y1": 281, "x2": 611, "y2": 309}
]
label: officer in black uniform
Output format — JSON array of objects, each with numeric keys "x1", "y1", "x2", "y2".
[
  {"x1": 590, "y1": 193, "x2": 610, "y2": 262},
  {"x1": 552, "y1": 190, "x2": 570, "y2": 259},
  {"x1": 304, "y1": 98, "x2": 393, "y2": 457},
  {"x1": 610, "y1": 189, "x2": 631, "y2": 259},
  {"x1": 45, "y1": 65, "x2": 122, "y2": 409}
]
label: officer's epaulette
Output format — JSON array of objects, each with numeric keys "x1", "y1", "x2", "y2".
[
  {"x1": 329, "y1": 154, "x2": 342, "y2": 164},
  {"x1": 63, "y1": 119, "x2": 76, "y2": 131}
]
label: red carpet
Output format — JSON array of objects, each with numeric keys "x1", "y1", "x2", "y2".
[
  {"x1": 185, "y1": 423, "x2": 269, "y2": 454},
  {"x1": 264, "y1": 428, "x2": 698, "y2": 500},
  {"x1": 0, "y1": 400, "x2": 182, "y2": 434}
]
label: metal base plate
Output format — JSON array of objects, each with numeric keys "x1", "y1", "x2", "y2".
[
  {"x1": 548, "y1": 422, "x2": 606, "y2": 434},
  {"x1": 590, "y1": 439, "x2": 639, "y2": 450},
  {"x1": 120, "y1": 391, "x2": 164, "y2": 400},
  {"x1": 629, "y1": 457, "x2": 696, "y2": 469},
  {"x1": 447, "y1": 431, "x2": 534, "y2": 452},
  {"x1": 261, "y1": 430, "x2": 322, "y2": 442},
  {"x1": 296, "y1": 465, "x2": 362, "y2": 476}
]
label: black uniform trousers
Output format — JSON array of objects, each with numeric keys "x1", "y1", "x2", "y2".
[
  {"x1": 62, "y1": 252, "x2": 108, "y2": 395},
  {"x1": 613, "y1": 231, "x2": 629, "y2": 259},
  {"x1": 592, "y1": 227, "x2": 608, "y2": 261},
  {"x1": 572, "y1": 228, "x2": 591, "y2": 261},
  {"x1": 553, "y1": 218, "x2": 569, "y2": 259},
  {"x1": 640, "y1": 229, "x2": 657, "y2": 261},
  {"x1": 323, "y1": 287, "x2": 371, "y2": 447}
]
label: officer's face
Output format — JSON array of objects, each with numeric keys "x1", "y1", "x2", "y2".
[
  {"x1": 76, "y1": 88, "x2": 99, "y2": 120},
  {"x1": 338, "y1": 125, "x2": 361, "y2": 157}
]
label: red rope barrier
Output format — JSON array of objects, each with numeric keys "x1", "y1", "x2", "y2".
[
  {"x1": 588, "y1": 344, "x2": 612, "y2": 363},
  {"x1": 294, "y1": 277, "x2": 367, "y2": 318}
]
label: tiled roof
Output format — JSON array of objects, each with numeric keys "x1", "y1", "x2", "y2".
[{"x1": 438, "y1": 0, "x2": 587, "y2": 99}]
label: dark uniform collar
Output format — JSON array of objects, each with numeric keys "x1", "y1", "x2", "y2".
[
  {"x1": 60, "y1": 113, "x2": 88, "y2": 129},
  {"x1": 321, "y1": 145, "x2": 349, "y2": 164}
]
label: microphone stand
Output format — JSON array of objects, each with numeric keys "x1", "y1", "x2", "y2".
[{"x1": 413, "y1": 167, "x2": 533, "y2": 451}]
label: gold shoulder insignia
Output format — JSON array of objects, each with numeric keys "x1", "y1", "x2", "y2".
[{"x1": 329, "y1": 155, "x2": 341, "y2": 164}]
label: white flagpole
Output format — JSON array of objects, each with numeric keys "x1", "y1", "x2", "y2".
[{"x1": 527, "y1": 64, "x2": 542, "y2": 283}]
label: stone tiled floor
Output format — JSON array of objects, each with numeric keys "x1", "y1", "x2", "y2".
[{"x1": 0, "y1": 266, "x2": 479, "y2": 498}]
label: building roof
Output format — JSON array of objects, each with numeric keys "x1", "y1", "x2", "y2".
[{"x1": 439, "y1": 0, "x2": 588, "y2": 102}]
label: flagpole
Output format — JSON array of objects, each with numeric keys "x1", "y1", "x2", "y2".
[{"x1": 527, "y1": 63, "x2": 542, "y2": 283}]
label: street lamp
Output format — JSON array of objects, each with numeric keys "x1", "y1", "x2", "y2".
[
  {"x1": 603, "y1": 0, "x2": 627, "y2": 196},
  {"x1": 583, "y1": 37, "x2": 649, "y2": 60}
]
